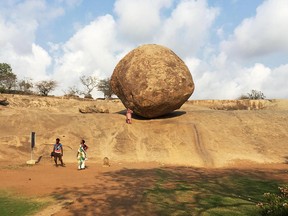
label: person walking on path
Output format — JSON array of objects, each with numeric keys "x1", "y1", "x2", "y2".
[
  {"x1": 126, "y1": 108, "x2": 133, "y2": 124},
  {"x1": 52, "y1": 138, "x2": 64, "y2": 167},
  {"x1": 77, "y1": 140, "x2": 87, "y2": 170}
]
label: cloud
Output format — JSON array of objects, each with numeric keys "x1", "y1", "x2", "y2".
[
  {"x1": 156, "y1": 0, "x2": 219, "y2": 57},
  {"x1": 114, "y1": 0, "x2": 172, "y2": 43},
  {"x1": 52, "y1": 15, "x2": 127, "y2": 95},
  {"x1": 187, "y1": 53, "x2": 288, "y2": 99},
  {"x1": 52, "y1": 0, "x2": 219, "y2": 97},
  {"x1": 114, "y1": 0, "x2": 219, "y2": 58},
  {"x1": 221, "y1": 0, "x2": 288, "y2": 59},
  {"x1": 262, "y1": 64, "x2": 288, "y2": 98},
  {"x1": 0, "y1": 0, "x2": 287, "y2": 99},
  {"x1": 0, "y1": 0, "x2": 65, "y2": 82}
]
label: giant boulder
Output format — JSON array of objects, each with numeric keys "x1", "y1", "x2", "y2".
[{"x1": 110, "y1": 44, "x2": 195, "y2": 118}]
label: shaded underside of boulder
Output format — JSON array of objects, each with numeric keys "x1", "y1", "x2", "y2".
[{"x1": 110, "y1": 44, "x2": 195, "y2": 118}]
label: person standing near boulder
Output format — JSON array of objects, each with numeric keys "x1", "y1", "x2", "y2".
[
  {"x1": 52, "y1": 138, "x2": 64, "y2": 167},
  {"x1": 126, "y1": 108, "x2": 133, "y2": 124}
]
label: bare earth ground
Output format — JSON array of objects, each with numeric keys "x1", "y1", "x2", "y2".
[
  {"x1": 0, "y1": 160, "x2": 288, "y2": 216},
  {"x1": 0, "y1": 94, "x2": 288, "y2": 215}
]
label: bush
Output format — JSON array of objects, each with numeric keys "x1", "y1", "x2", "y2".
[
  {"x1": 238, "y1": 94, "x2": 250, "y2": 100},
  {"x1": 248, "y1": 90, "x2": 266, "y2": 100},
  {"x1": 84, "y1": 93, "x2": 93, "y2": 99},
  {"x1": 257, "y1": 185, "x2": 288, "y2": 216}
]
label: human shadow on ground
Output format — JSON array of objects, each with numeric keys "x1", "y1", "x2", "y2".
[
  {"x1": 51, "y1": 166, "x2": 287, "y2": 216},
  {"x1": 35, "y1": 156, "x2": 42, "y2": 164},
  {"x1": 116, "y1": 110, "x2": 186, "y2": 121}
]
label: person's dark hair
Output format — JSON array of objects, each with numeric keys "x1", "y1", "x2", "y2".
[
  {"x1": 82, "y1": 139, "x2": 85, "y2": 144},
  {"x1": 56, "y1": 138, "x2": 60, "y2": 141}
]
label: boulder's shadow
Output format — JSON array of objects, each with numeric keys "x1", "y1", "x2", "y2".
[{"x1": 116, "y1": 110, "x2": 186, "y2": 120}]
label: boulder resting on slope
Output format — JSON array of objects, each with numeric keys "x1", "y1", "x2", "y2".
[{"x1": 110, "y1": 44, "x2": 195, "y2": 118}]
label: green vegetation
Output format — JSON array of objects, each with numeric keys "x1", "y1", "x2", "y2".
[
  {"x1": 142, "y1": 169, "x2": 284, "y2": 216},
  {"x1": 257, "y1": 185, "x2": 288, "y2": 216},
  {"x1": 0, "y1": 62, "x2": 113, "y2": 98},
  {"x1": 97, "y1": 78, "x2": 114, "y2": 99},
  {"x1": 0, "y1": 63, "x2": 17, "y2": 92},
  {"x1": 239, "y1": 89, "x2": 266, "y2": 100},
  {"x1": 35, "y1": 80, "x2": 58, "y2": 96},
  {"x1": 0, "y1": 191, "x2": 48, "y2": 216}
]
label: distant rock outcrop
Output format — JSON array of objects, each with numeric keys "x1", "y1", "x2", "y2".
[
  {"x1": 79, "y1": 105, "x2": 109, "y2": 113},
  {"x1": 110, "y1": 44, "x2": 195, "y2": 118}
]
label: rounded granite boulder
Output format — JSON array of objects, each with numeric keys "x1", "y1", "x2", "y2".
[{"x1": 110, "y1": 44, "x2": 195, "y2": 118}]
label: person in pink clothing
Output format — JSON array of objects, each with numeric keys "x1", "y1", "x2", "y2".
[{"x1": 126, "y1": 108, "x2": 133, "y2": 124}]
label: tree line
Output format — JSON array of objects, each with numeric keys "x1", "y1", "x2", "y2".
[
  {"x1": 1, "y1": 62, "x2": 266, "y2": 100},
  {"x1": 0, "y1": 63, "x2": 114, "y2": 99}
]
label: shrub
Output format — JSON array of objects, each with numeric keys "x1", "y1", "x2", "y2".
[
  {"x1": 248, "y1": 90, "x2": 266, "y2": 100},
  {"x1": 238, "y1": 94, "x2": 250, "y2": 100},
  {"x1": 257, "y1": 185, "x2": 288, "y2": 216},
  {"x1": 84, "y1": 93, "x2": 93, "y2": 99}
]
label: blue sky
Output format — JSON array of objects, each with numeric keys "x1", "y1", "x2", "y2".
[{"x1": 0, "y1": 0, "x2": 287, "y2": 99}]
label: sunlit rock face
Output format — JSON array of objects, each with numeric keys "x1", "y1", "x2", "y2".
[{"x1": 111, "y1": 44, "x2": 195, "y2": 118}]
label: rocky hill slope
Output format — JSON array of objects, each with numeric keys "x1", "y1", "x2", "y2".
[{"x1": 0, "y1": 94, "x2": 287, "y2": 167}]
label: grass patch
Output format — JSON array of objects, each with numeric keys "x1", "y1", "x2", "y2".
[
  {"x1": 142, "y1": 169, "x2": 283, "y2": 216},
  {"x1": 0, "y1": 191, "x2": 48, "y2": 216}
]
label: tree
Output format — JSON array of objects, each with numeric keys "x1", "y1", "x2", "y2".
[
  {"x1": 18, "y1": 78, "x2": 34, "y2": 94},
  {"x1": 79, "y1": 75, "x2": 98, "y2": 98},
  {"x1": 97, "y1": 78, "x2": 114, "y2": 99},
  {"x1": 0, "y1": 63, "x2": 17, "y2": 91},
  {"x1": 247, "y1": 89, "x2": 266, "y2": 99},
  {"x1": 63, "y1": 86, "x2": 80, "y2": 97},
  {"x1": 35, "y1": 80, "x2": 57, "y2": 96}
]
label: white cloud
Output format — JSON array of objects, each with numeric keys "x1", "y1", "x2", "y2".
[
  {"x1": 262, "y1": 64, "x2": 288, "y2": 99},
  {"x1": 156, "y1": 0, "x2": 219, "y2": 57},
  {"x1": 114, "y1": 0, "x2": 172, "y2": 43},
  {"x1": 189, "y1": 59, "x2": 288, "y2": 100},
  {"x1": 0, "y1": 0, "x2": 64, "y2": 82},
  {"x1": 114, "y1": 0, "x2": 219, "y2": 58},
  {"x1": 0, "y1": 43, "x2": 51, "y2": 81},
  {"x1": 52, "y1": 15, "x2": 126, "y2": 96},
  {"x1": 0, "y1": 0, "x2": 287, "y2": 99},
  {"x1": 51, "y1": 0, "x2": 220, "y2": 97},
  {"x1": 221, "y1": 0, "x2": 288, "y2": 59}
]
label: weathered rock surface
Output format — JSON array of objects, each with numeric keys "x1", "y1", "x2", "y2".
[
  {"x1": 79, "y1": 105, "x2": 109, "y2": 113},
  {"x1": 110, "y1": 44, "x2": 195, "y2": 118}
]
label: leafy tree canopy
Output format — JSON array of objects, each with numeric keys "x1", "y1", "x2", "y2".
[
  {"x1": 35, "y1": 80, "x2": 57, "y2": 96},
  {"x1": 97, "y1": 78, "x2": 114, "y2": 99},
  {"x1": 0, "y1": 63, "x2": 17, "y2": 91}
]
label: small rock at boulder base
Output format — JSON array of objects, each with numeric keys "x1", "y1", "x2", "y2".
[{"x1": 110, "y1": 44, "x2": 195, "y2": 118}]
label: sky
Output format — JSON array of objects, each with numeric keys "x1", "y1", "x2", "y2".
[{"x1": 0, "y1": 0, "x2": 287, "y2": 99}]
